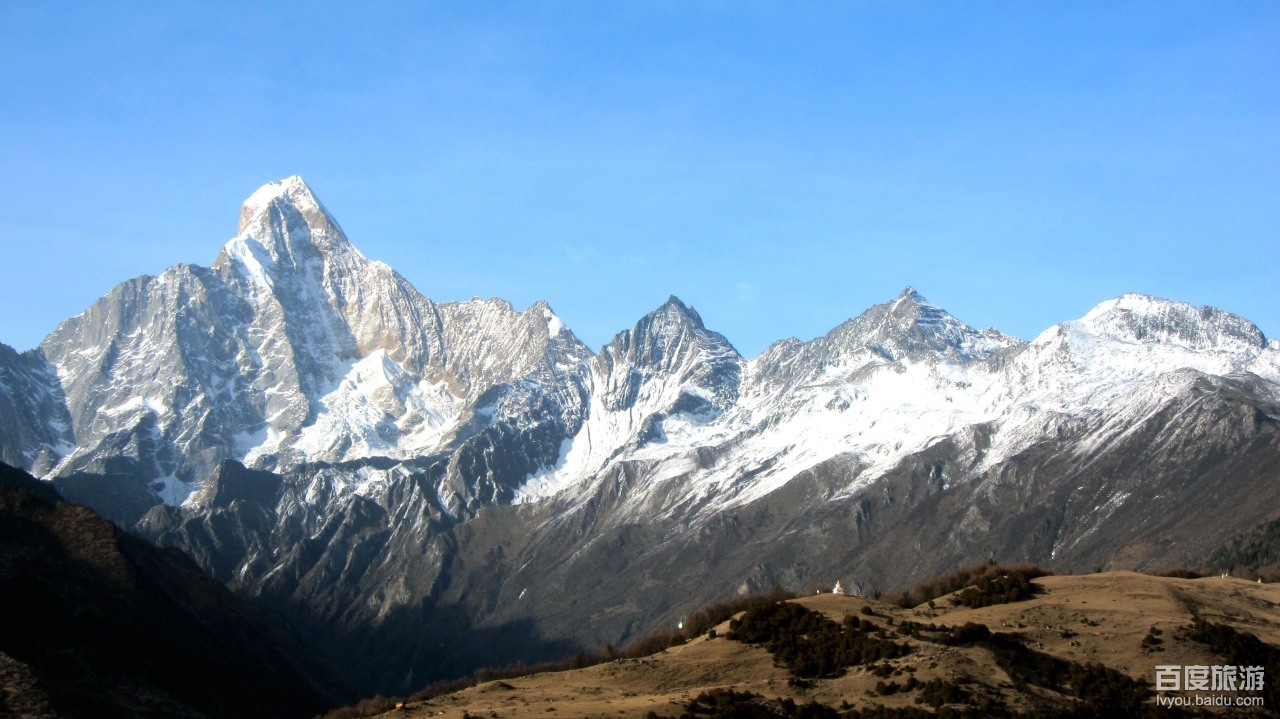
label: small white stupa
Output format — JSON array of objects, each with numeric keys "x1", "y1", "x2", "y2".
[{"x1": 832, "y1": 580, "x2": 846, "y2": 596}]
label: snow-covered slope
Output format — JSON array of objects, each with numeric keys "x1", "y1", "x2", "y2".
[
  {"x1": 992, "y1": 293, "x2": 1276, "y2": 412},
  {"x1": 33, "y1": 177, "x2": 591, "y2": 510},
  {"x1": 518, "y1": 287, "x2": 1277, "y2": 529}
]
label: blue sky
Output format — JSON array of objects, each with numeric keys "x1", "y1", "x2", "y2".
[{"x1": 2, "y1": 2, "x2": 1276, "y2": 357}]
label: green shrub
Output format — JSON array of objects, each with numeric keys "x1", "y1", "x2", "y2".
[
  {"x1": 952, "y1": 573, "x2": 1038, "y2": 608},
  {"x1": 728, "y1": 602, "x2": 910, "y2": 679},
  {"x1": 945, "y1": 622, "x2": 991, "y2": 644},
  {"x1": 675, "y1": 688, "x2": 839, "y2": 719},
  {"x1": 880, "y1": 561, "x2": 1054, "y2": 609}
]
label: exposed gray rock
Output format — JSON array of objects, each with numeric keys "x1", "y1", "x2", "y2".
[
  {"x1": 0, "y1": 343, "x2": 72, "y2": 474},
  {"x1": 31, "y1": 177, "x2": 591, "y2": 514}
]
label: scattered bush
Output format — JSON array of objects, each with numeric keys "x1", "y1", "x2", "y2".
[
  {"x1": 728, "y1": 602, "x2": 910, "y2": 679},
  {"x1": 893, "y1": 620, "x2": 945, "y2": 640},
  {"x1": 879, "y1": 561, "x2": 1055, "y2": 609},
  {"x1": 674, "y1": 688, "x2": 839, "y2": 719},
  {"x1": 945, "y1": 622, "x2": 991, "y2": 645},
  {"x1": 1140, "y1": 626, "x2": 1163, "y2": 650},
  {"x1": 915, "y1": 678, "x2": 970, "y2": 707},
  {"x1": 874, "y1": 680, "x2": 900, "y2": 695},
  {"x1": 952, "y1": 573, "x2": 1040, "y2": 608},
  {"x1": 1183, "y1": 618, "x2": 1280, "y2": 708}
]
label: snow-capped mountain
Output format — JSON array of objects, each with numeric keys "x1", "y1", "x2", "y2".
[
  {"x1": 3, "y1": 177, "x2": 1277, "y2": 694},
  {"x1": 25, "y1": 176, "x2": 590, "y2": 519}
]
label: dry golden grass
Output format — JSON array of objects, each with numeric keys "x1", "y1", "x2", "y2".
[{"x1": 370, "y1": 572, "x2": 1280, "y2": 718}]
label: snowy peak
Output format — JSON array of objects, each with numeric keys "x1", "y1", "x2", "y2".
[
  {"x1": 23, "y1": 176, "x2": 603, "y2": 506},
  {"x1": 1002, "y1": 293, "x2": 1276, "y2": 415},
  {"x1": 229, "y1": 176, "x2": 357, "y2": 270},
  {"x1": 529, "y1": 300, "x2": 570, "y2": 339},
  {"x1": 238, "y1": 175, "x2": 331, "y2": 234},
  {"x1": 1073, "y1": 293, "x2": 1265, "y2": 352},
  {"x1": 603, "y1": 295, "x2": 740, "y2": 373},
  {"x1": 895, "y1": 285, "x2": 927, "y2": 304},
  {"x1": 586, "y1": 296, "x2": 742, "y2": 422},
  {"x1": 655, "y1": 294, "x2": 705, "y2": 326},
  {"x1": 828, "y1": 287, "x2": 1017, "y2": 363}
]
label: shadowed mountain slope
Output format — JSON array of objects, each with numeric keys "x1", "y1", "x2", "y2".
[{"x1": 0, "y1": 461, "x2": 352, "y2": 719}]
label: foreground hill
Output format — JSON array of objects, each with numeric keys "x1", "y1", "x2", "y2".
[
  {"x1": 0, "y1": 462, "x2": 350, "y2": 719},
  {"x1": 380, "y1": 572, "x2": 1279, "y2": 718}
]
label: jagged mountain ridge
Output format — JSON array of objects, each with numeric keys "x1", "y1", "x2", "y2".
[
  {"x1": 2, "y1": 177, "x2": 1278, "y2": 695},
  {"x1": 19, "y1": 176, "x2": 591, "y2": 521}
]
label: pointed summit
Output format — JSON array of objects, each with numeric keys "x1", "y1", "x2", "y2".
[
  {"x1": 826, "y1": 288, "x2": 1018, "y2": 362},
  {"x1": 604, "y1": 296, "x2": 740, "y2": 372},
  {"x1": 897, "y1": 286, "x2": 926, "y2": 303},
  {"x1": 237, "y1": 175, "x2": 330, "y2": 235},
  {"x1": 595, "y1": 296, "x2": 743, "y2": 415},
  {"x1": 225, "y1": 176, "x2": 359, "y2": 272},
  {"x1": 632, "y1": 295, "x2": 730, "y2": 351},
  {"x1": 887, "y1": 287, "x2": 943, "y2": 317},
  {"x1": 652, "y1": 295, "x2": 707, "y2": 329}
]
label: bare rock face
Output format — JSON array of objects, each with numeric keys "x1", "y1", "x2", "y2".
[
  {"x1": 4, "y1": 177, "x2": 1278, "y2": 695},
  {"x1": 32, "y1": 177, "x2": 591, "y2": 521},
  {"x1": 0, "y1": 343, "x2": 71, "y2": 474}
]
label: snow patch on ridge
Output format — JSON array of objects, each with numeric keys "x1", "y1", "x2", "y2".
[
  {"x1": 285, "y1": 350, "x2": 463, "y2": 463},
  {"x1": 223, "y1": 234, "x2": 277, "y2": 289},
  {"x1": 544, "y1": 308, "x2": 565, "y2": 336}
]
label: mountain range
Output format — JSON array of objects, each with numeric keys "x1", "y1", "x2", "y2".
[{"x1": 1, "y1": 176, "x2": 1276, "y2": 695}]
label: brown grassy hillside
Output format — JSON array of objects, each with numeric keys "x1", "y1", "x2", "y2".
[{"x1": 366, "y1": 572, "x2": 1279, "y2": 718}]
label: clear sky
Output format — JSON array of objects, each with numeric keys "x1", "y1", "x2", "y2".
[{"x1": 2, "y1": 2, "x2": 1276, "y2": 357}]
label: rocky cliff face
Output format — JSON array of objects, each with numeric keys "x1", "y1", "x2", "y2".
[
  {"x1": 0, "y1": 343, "x2": 72, "y2": 474},
  {"x1": 4, "y1": 177, "x2": 1278, "y2": 695},
  {"x1": 29, "y1": 176, "x2": 591, "y2": 523}
]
